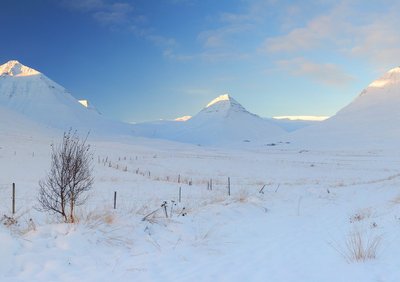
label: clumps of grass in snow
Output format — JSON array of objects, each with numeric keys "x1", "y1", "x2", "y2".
[
  {"x1": 345, "y1": 230, "x2": 381, "y2": 262},
  {"x1": 1, "y1": 212, "x2": 37, "y2": 235},
  {"x1": 1, "y1": 214, "x2": 18, "y2": 227},
  {"x1": 235, "y1": 190, "x2": 250, "y2": 203},
  {"x1": 76, "y1": 209, "x2": 117, "y2": 229},
  {"x1": 333, "y1": 229, "x2": 381, "y2": 263},
  {"x1": 75, "y1": 209, "x2": 133, "y2": 247}
]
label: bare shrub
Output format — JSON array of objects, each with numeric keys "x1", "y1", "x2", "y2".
[{"x1": 38, "y1": 130, "x2": 94, "y2": 223}]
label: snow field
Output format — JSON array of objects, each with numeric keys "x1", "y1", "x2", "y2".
[{"x1": 1, "y1": 133, "x2": 400, "y2": 281}]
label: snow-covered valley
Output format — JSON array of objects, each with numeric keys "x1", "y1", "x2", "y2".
[
  {"x1": 2, "y1": 131, "x2": 400, "y2": 281},
  {"x1": 2, "y1": 60, "x2": 400, "y2": 281}
]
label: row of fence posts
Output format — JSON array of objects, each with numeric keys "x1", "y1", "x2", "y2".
[
  {"x1": 8, "y1": 178, "x2": 232, "y2": 213},
  {"x1": 112, "y1": 177, "x2": 232, "y2": 210}
]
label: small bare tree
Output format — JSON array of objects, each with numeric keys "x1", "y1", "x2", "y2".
[{"x1": 38, "y1": 130, "x2": 94, "y2": 223}]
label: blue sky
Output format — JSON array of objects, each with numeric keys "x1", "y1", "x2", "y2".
[{"x1": 1, "y1": 0, "x2": 400, "y2": 122}]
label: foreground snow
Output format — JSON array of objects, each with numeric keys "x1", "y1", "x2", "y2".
[{"x1": 1, "y1": 132, "x2": 400, "y2": 281}]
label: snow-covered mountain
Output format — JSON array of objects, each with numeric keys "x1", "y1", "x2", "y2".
[
  {"x1": 176, "y1": 94, "x2": 285, "y2": 145},
  {"x1": 291, "y1": 66, "x2": 400, "y2": 148},
  {"x1": 132, "y1": 94, "x2": 286, "y2": 145},
  {"x1": 0, "y1": 60, "x2": 128, "y2": 135}
]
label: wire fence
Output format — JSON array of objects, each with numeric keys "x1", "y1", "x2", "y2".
[{"x1": 0, "y1": 177, "x2": 267, "y2": 224}]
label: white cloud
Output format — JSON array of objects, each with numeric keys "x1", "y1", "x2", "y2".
[
  {"x1": 60, "y1": 1, "x2": 176, "y2": 53},
  {"x1": 263, "y1": 1, "x2": 400, "y2": 71},
  {"x1": 197, "y1": 24, "x2": 253, "y2": 49},
  {"x1": 277, "y1": 58, "x2": 355, "y2": 87},
  {"x1": 93, "y1": 3, "x2": 133, "y2": 25}
]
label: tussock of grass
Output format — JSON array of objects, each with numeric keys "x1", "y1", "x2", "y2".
[
  {"x1": 346, "y1": 230, "x2": 380, "y2": 262},
  {"x1": 76, "y1": 209, "x2": 117, "y2": 229},
  {"x1": 235, "y1": 190, "x2": 250, "y2": 203},
  {"x1": 332, "y1": 229, "x2": 381, "y2": 263}
]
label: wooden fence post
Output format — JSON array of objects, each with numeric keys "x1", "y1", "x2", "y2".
[
  {"x1": 228, "y1": 177, "x2": 230, "y2": 196},
  {"x1": 113, "y1": 191, "x2": 117, "y2": 209},
  {"x1": 179, "y1": 187, "x2": 182, "y2": 203},
  {"x1": 12, "y1": 183, "x2": 15, "y2": 215}
]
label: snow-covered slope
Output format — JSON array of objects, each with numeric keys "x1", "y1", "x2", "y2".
[
  {"x1": 0, "y1": 60, "x2": 128, "y2": 135},
  {"x1": 269, "y1": 116, "x2": 327, "y2": 132},
  {"x1": 132, "y1": 94, "x2": 286, "y2": 146},
  {"x1": 0, "y1": 104, "x2": 48, "y2": 138},
  {"x1": 291, "y1": 67, "x2": 400, "y2": 148}
]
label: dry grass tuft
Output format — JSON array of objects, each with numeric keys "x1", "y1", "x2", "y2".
[
  {"x1": 333, "y1": 229, "x2": 381, "y2": 263},
  {"x1": 235, "y1": 190, "x2": 250, "y2": 203},
  {"x1": 345, "y1": 230, "x2": 380, "y2": 262},
  {"x1": 76, "y1": 209, "x2": 117, "y2": 229}
]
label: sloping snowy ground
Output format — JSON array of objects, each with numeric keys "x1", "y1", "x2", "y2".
[{"x1": 1, "y1": 133, "x2": 400, "y2": 281}]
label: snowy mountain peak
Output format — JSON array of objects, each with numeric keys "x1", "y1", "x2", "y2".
[
  {"x1": 367, "y1": 66, "x2": 400, "y2": 89},
  {"x1": 206, "y1": 94, "x2": 232, "y2": 108},
  {"x1": 333, "y1": 67, "x2": 400, "y2": 125},
  {"x1": 0, "y1": 60, "x2": 40, "y2": 77},
  {"x1": 202, "y1": 94, "x2": 248, "y2": 115},
  {"x1": 388, "y1": 66, "x2": 400, "y2": 73}
]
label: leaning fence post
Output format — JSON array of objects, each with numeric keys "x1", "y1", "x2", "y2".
[
  {"x1": 12, "y1": 183, "x2": 15, "y2": 214},
  {"x1": 161, "y1": 201, "x2": 168, "y2": 218},
  {"x1": 113, "y1": 191, "x2": 117, "y2": 209}
]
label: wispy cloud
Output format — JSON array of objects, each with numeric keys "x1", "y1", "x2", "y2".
[
  {"x1": 92, "y1": 3, "x2": 134, "y2": 25},
  {"x1": 162, "y1": 1, "x2": 271, "y2": 62},
  {"x1": 61, "y1": 0, "x2": 175, "y2": 51},
  {"x1": 197, "y1": 23, "x2": 254, "y2": 49},
  {"x1": 277, "y1": 58, "x2": 355, "y2": 87},
  {"x1": 164, "y1": 49, "x2": 250, "y2": 63},
  {"x1": 262, "y1": 1, "x2": 400, "y2": 71}
]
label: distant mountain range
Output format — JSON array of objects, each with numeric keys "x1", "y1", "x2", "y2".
[
  {"x1": 2, "y1": 60, "x2": 400, "y2": 148},
  {"x1": 131, "y1": 94, "x2": 286, "y2": 145}
]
